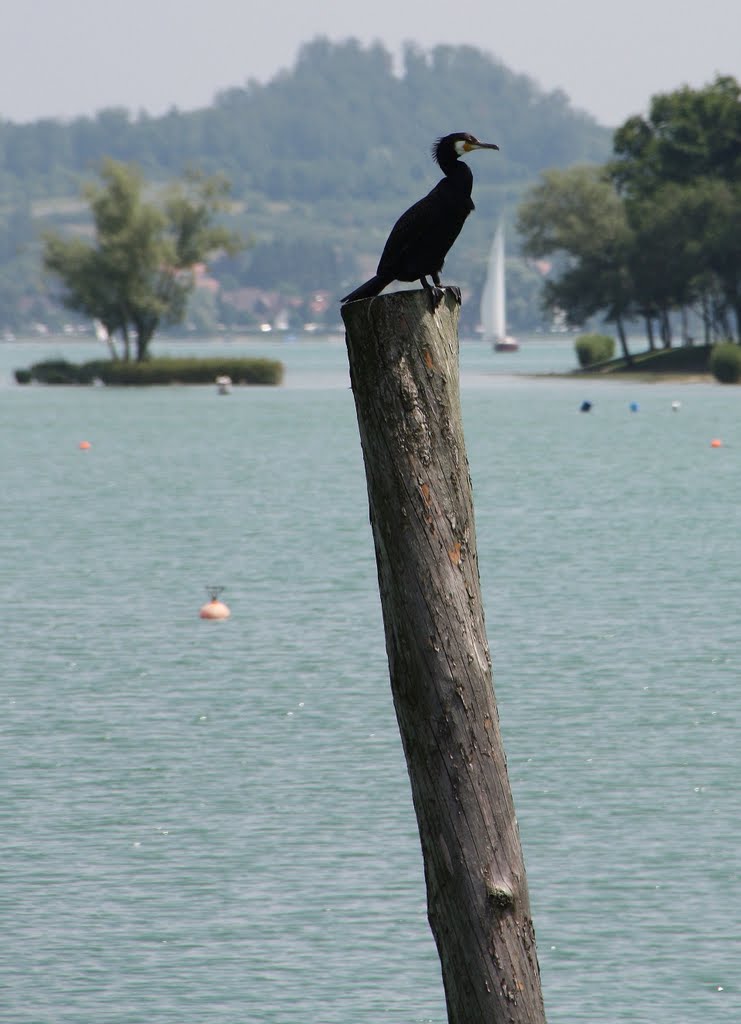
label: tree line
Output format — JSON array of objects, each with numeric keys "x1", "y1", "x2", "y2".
[
  {"x1": 517, "y1": 76, "x2": 741, "y2": 357},
  {"x1": 0, "y1": 38, "x2": 608, "y2": 203}
]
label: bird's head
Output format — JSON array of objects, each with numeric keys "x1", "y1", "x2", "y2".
[{"x1": 432, "y1": 132, "x2": 499, "y2": 167}]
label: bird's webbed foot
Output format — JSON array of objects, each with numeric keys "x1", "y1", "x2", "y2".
[{"x1": 448, "y1": 285, "x2": 462, "y2": 305}]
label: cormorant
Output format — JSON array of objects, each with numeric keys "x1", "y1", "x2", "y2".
[{"x1": 341, "y1": 132, "x2": 499, "y2": 306}]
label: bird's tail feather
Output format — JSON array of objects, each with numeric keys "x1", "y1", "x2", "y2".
[{"x1": 340, "y1": 276, "x2": 389, "y2": 304}]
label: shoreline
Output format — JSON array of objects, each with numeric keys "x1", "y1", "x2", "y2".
[{"x1": 536, "y1": 370, "x2": 716, "y2": 385}]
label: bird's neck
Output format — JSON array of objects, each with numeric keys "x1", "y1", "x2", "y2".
[{"x1": 440, "y1": 160, "x2": 473, "y2": 194}]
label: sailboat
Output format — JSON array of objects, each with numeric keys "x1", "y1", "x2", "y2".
[{"x1": 480, "y1": 221, "x2": 519, "y2": 351}]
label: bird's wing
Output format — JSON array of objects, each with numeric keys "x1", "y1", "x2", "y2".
[
  {"x1": 376, "y1": 182, "x2": 473, "y2": 280},
  {"x1": 376, "y1": 193, "x2": 440, "y2": 276}
]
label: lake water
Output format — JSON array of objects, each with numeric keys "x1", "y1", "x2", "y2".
[{"x1": 2, "y1": 335, "x2": 739, "y2": 1023}]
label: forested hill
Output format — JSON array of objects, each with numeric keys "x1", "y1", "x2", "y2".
[
  {"x1": 0, "y1": 38, "x2": 609, "y2": 201},
  {"x1": 0, "y1": 38, "x2": 612, "y2": 332}
]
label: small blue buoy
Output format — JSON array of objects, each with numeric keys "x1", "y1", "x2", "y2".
[
  {"x1": 580, "y1": 400, "x2": 592, "y2": 413},
  {"x1": 629, "y1": 402, "x2": 639, "y2": 412}
]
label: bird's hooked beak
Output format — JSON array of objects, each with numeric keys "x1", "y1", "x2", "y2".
[{"x1": 464, "y1": 140, "x2": 499, "y2": 152}]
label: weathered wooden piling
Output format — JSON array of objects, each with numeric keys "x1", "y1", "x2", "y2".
[{"x1": 342, "y1": 289, "x2": 546, "y2": 1024}]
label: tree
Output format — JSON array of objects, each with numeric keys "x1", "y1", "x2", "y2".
[
  {"x1": 43, "y1": 160, "x2": 241, "y2": 360},
  {"x1": 625, "y1": 184, "x2": 703, "y2": 347},
  {"x1": 611, "y1": 76, "x2": 741, "y2": 199},
  {"x1": 517, "y1": 165, "x2": 635, "y2": 358},
  {"x1": 610, "y1": 77, "x2": 741, "y2": 341},
  {"x1": 515, "y1": 78, "x2": 741, "y2": 353},
  {"x1": 697, "y1": 178, "x2": 741, "y2": 340}
]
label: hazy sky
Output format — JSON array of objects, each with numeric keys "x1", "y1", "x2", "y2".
[{"x1": 3, "y1": 0, "x2": 739, "y2": 128}]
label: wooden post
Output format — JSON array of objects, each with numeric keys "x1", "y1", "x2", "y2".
[{"x1": 342, "y1": 289, "x2": 546, "y2": 1024}]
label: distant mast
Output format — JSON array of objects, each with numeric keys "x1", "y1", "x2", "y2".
[{"x1": 481, "y1": 220, "x2": 519, "y2": 351}]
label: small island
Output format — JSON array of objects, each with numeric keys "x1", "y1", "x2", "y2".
[
  {"x1": 13, "y1": 161, "x2": 283, "y2": 387},
  {"x1": 14, "y1": 355, "x2": 283, "y2": 387},
  {"x1": 572, "y1": 332, "x2": 740, "y2": 383}
]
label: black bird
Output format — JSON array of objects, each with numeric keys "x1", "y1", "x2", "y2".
[{"x1": 341, "y1": 132, "x2": 499, "y2": 306}]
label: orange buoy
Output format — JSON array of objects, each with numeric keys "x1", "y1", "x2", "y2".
[
  {"x1": 200, "y1": 599, "x2": 231, "y2": 620},
  {"x1": 199, "y1": 586, "x2": 230, "y2": 620},
  {"x1": 710, "y1": 438, "x2": 723, "y2": 448},
  {"x1": 79, "y1": 440, "x2": 92, "y2": 450}
]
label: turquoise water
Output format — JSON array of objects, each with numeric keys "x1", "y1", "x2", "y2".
[{"x1": 2, "y1": 337, "x2": 739, "y2": 1022}]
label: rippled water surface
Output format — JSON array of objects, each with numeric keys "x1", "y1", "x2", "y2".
[{"x1": 2, "y1": 336, "x2": 739, "y2": 1022}]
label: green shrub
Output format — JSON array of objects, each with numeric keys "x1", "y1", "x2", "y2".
[
  {"x1": 15, "y1": 356, "x2": 283, "y2": 387},
  {"x1": 575, "y1": 333, "x2": 615, "y2": 367},
  {"x1": 709, "y1": 342, "x2": 741, "y2": 384},
  {"x1": 92, "y1": 357, "x2": 284, "y2": 386},
  {"x1": 20, "y1": 359, "x2": 81, "y2": 384}
]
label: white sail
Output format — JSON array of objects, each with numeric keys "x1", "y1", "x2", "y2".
[
  {"x1": 92, "y1": 318, "x2": 109, "y2": 343},
  {"x1": 480, "y1": 220, "x2": 519, "y2": 350}
]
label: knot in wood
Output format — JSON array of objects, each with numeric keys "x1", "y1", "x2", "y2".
[{"x1": 486, "y1": 882, "x2": 515, "y2": 911}]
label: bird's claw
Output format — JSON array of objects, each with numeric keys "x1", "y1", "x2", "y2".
[
  {"x1": 425, "y1": 284, "x2": 461, "y2": 310},
  {"x1": 429, "y1": 285, "x2": 446, "y2": 310}
]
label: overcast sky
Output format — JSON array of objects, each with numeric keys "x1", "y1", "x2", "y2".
[{"x1": 3, "y1": 0, "x2": 739, "y2": 128}]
